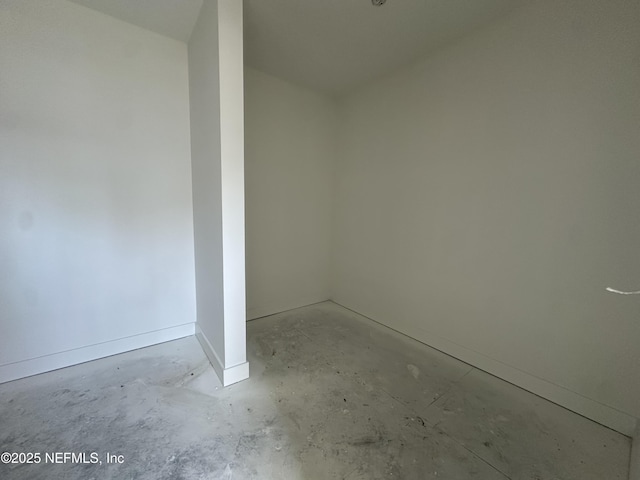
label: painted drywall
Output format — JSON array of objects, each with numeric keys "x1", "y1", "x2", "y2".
[
  {"x1": 217, "y1": 0, "x2": 247, "y2": 377},
  {"x1": 332, "y1": 0, "x2": 640, "y2": 434},
  {"x1": 188, "y1": 0, "x2": 225, "y2": 367},
  {"x1": 189, "y1": 0, "x2": 248, "y2": 385},
  {"x1": 244, "y1": 67, "x2": 337, "y2": 319},
  {"x1": 631, "y1": 421, "x2": 640, "y2": 480},
  {"x1": 0, "y1": 0, "x2": 196, "y2": 381}
]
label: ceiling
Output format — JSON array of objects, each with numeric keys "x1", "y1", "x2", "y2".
[
  {"x1": 68, "y1": 0, "x2": 203, "y2": 43},
  {"x1": 69, "y1": 0, "x2": 521, "y2": 96},
  {"x1": 244, "y1": 0, "x2": 521, "y2": 96}
]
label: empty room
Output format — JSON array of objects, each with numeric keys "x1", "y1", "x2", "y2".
[{"x1": 1, "y1": 0, "x2": 639, "y2": 479}]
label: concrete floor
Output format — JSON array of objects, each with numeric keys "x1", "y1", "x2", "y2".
[{"x1": 0, "y1": 302, "x2": 631, "y2": 479}]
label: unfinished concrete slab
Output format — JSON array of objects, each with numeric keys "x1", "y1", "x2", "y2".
[{"x1": 0, "y1": 302, "x2": 630, "y2": 479}]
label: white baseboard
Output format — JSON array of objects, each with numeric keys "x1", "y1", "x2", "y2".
[
  {"x1": 247, "y1": 297, "x2": 330, "y2": 321},
  {"x1": 195, "y1": 324, "x2": 249, "y2": 386},
  {"x1": 0, "y1": 323, "x2": 196, "y2": 385},
  {"x1": 332, "y1": 301, "x2": 638, "y2": 437},
  {"x1": 630, "y1": 420, "x2": 640, "y2": 480}
]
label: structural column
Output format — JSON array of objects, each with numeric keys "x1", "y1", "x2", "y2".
[{"x1": 188, "y1": 0, "x2": 248, "y2": 386}]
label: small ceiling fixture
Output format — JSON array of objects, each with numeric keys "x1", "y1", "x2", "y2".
[{"x1": 372, "y1": 0, "x2": 387, "y2": 5}]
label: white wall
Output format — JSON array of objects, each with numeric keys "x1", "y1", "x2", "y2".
[
  {"x1": 188, "y1": 0, "x2": 225, "y2": 367},
  {"x1": 244, "y1": 67, "x2": 337, "y2": 319},
  {"x1": 632, "y1": 421, "x2": 640, "y2": 480},
  {"x1": 333, "y1": 0, "x2": 640, "y2": 434},
  {"x1": 189, "y1": 0, "x2": 248, "y2": 386},
  {"x1": 0, "y1": 0, "x2": 196, "y2": 382}
]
